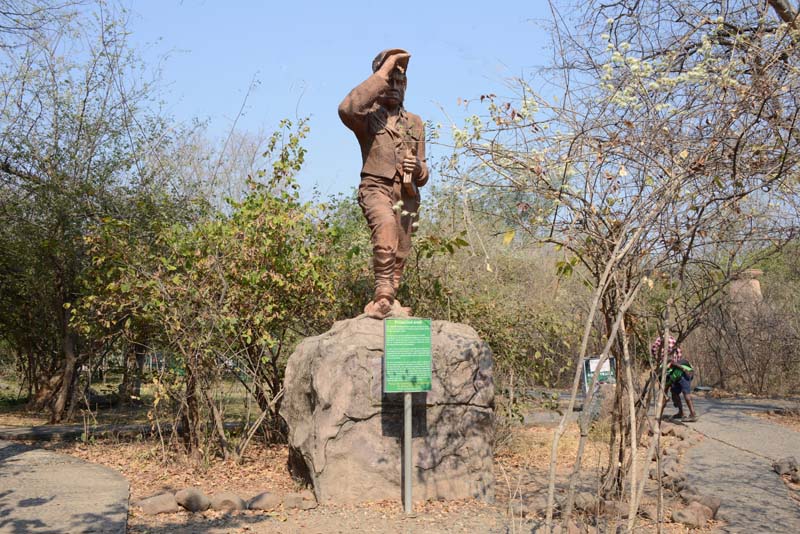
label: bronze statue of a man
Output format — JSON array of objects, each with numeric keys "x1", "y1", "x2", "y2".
[{"x1": 339, "y1": 48, "x2": 429, "y2": 319}]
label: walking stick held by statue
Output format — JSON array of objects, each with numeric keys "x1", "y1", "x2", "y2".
[{"x1": 402, "y1": 146, "x2": 419, "y2": 198}]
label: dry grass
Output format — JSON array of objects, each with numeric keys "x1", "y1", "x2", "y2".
[
  {"x1": 496, "y1": 423, "x2": 611, "y2": 473},
  {"x1": 45, "y1": 439, "x2": 297, "y2": 502}
]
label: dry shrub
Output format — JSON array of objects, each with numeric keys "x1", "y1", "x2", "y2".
[{"x1": 689, "y1": 301, "x2": 800, "y2": 395}]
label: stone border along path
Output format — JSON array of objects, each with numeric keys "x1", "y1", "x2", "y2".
[
  {"x1": 683, "y1": 397, "x2": 800, "y2": 533},
  {"x1": 0, "y1": 439, "x2": 129, "y2": 533}
]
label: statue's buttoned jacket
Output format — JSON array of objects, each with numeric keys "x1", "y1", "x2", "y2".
[{"x1": 338, "y1": 73, "x2": 429, "y2": 185}]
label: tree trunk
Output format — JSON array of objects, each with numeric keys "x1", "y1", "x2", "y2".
[
  {"x1": 181, "y1": 359, "x2": 202, "y2": 461},
  {"x1": 29, "y1": 373, "x2": 60, "y2": 411},
  {"x1": 768, "y1": 0, "x2": 798, "y2": 26},
  {"x1": 204, "y1": 388, "x2": 230, "y2": 460},
  {"x1": 51, "y1": 330, "x2": 78, "y2": 423},
  {"x1": 26, "y1": 348, "x2": 34, "y2": 399},
  {"x1": 118, "y1": 348, "x2": 131, "y2": 399}
]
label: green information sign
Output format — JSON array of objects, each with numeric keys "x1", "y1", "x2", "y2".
[{"x1": 384, "y1": 318, "x2": 432, "y2": 392}]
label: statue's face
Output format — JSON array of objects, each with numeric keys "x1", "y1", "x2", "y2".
[{"x1": 379, "y1": 69, "x2": 406, "y2": 109}]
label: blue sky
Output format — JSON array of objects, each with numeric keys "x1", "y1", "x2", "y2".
[{"x1": 127, "y1": 1, "x2": 557, "y2": 197}]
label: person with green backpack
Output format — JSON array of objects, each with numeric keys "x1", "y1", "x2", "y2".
[{"x1": 652, "y1": 336, "x2": 698, "y2": 422}]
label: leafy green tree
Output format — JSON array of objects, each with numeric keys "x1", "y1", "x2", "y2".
[
  {"x1": 75, "y1": 119, "x2": 340, "y2": 459},
  {"x1": 0, "y1": 2, "x2": 175, "y2": 422}
]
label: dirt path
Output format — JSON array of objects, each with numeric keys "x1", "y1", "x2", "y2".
[{"x1": 684, "y1": 397, "x2": 800, "y2": 533}]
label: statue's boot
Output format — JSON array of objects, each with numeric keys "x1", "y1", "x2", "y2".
[
  {"x1": 392, "y1": 256, "x2": 406, "y2": 293},
  {"x1": 364, "y1": 297, "x2": 394, "y2": 319},
  {"x1": 364, "y1": 250, "x2": 396, "y2": 319},
  {"x1": 391, "y1": 257, "x2": 412, "y2": 316}
]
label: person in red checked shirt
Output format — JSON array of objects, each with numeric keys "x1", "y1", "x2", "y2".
[{"x1": 652, "y1": 336, "x2": 698, "y2": 422}]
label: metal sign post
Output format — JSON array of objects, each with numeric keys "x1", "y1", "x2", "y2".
[
  {"x1": 384, "y1": 318, "x2": 432, "y2": 515},
  {"x1": 403, "y1": 391, "x2": 412, "y2": 514}
]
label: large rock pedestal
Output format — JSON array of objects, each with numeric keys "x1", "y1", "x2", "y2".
[{"x1": 280, "y1": 316, "x2": 494, "y2": 504}]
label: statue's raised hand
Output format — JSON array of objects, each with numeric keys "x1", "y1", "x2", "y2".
[{"x1": 377, "y1": 50, "x2": 411, "y2": 77}]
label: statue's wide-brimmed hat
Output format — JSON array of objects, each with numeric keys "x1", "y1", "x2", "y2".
[{"x1": 372, "y1": 48, "x2": 410, "y2": 73}]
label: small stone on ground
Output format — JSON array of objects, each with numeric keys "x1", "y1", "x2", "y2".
[
  {"x1": 772, "y1": 456, "x2": 798, "y2": 476},
  {"x1": 248, "y1": 491, "x2": 282, "y2": 511},
  {"x1": 672, "y1": 501, "x2": 711, "y2": 528},
  {"x1": 138, "y1": 493, "x2": 179, "y2": 515},
  {"x1": 210, "y1": 491, "x2": 246, "y2": 511},
  {"x1": 283, "y1": 493, "x2": 304, "y2": 510},
  {"x1": 175, "y1": 487, "x2": 211, "y2": 512}
]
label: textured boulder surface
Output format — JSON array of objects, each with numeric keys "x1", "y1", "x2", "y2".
[{"x1": 280, "y1": 316, "x2": 494, "y2": 504}]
